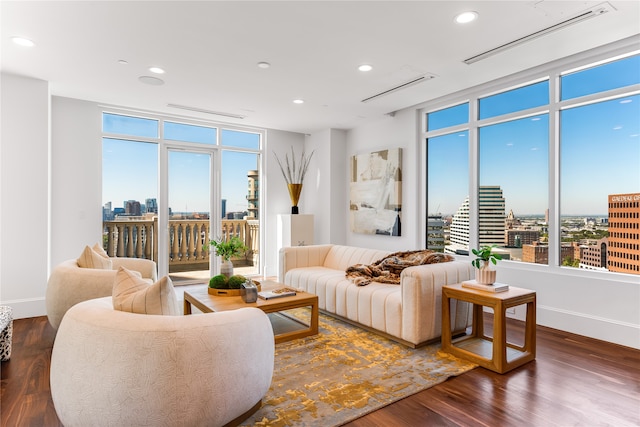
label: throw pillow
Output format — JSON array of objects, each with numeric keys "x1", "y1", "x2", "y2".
[
  {"x1": 92, "y1": 242, "x2": 109, "y2": 258},
  {"x1": 77, "y1": 245, "x2": 113, "y2": 269},
  {"x1": 112, "y1": 267, "x2": 180, "y2": 315}
]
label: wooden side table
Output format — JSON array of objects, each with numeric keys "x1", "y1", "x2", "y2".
[{"x1": 442, "y1": 283, "x2": 536, "y2": 374}]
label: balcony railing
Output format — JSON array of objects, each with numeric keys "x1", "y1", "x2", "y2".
[{"x1": 103, "y1": 217, "x2": 259, "y2": 272}]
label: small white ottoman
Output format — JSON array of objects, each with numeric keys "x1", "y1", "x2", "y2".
[{"x1": 0, "y1": 306, "x2": 13, "y2": 361}]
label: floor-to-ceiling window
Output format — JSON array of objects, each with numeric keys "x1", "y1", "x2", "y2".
[
  {"x1": 102, "y1": 114, "x2": 159, "y2": 261},
  {"x1": 559, "y1": 55, "x2": 640, "y2": 275},
  {"x1": 424, "y1": 49, "x2": 640, "y2": 277},
  {"x1": 477, "y1": 80, "x2": 550, "y2": 263},
  {"x1": 102, "y1": 111, "x2": 263, "y2": 283},
  {"x1": 426, "y1": 103, "x2": 469, "y2": 254},
  {"x1": 220, "y1": 129, "x2": 261, "y2": 276}
]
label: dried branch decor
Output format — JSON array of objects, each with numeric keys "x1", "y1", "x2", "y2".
[
  {"x1": 273, "y1": 147, "x2": 315, "y2": 214},
  {"x1": 273, "y1": 147, "x2": 315, "y2": 185}
]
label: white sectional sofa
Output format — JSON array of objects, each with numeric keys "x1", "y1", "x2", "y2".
[{"x1": 279, "y1": 244, "x2": 475, "y2": 347}]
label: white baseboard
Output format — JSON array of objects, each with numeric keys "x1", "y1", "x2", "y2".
[
  {"x1": 0, "y1": 297, "x2": 46, "y2": 320},
  {"x1": 538, "y1": 304, "x2": 640, "y2": 350}
]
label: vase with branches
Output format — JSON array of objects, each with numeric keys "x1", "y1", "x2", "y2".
[{"x1": 273, "y1": 147, "x2": 315, "y2": 214}]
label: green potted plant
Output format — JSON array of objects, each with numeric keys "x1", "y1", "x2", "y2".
[
  {"x1": 208, "y1": 273, "x2": 244, "y2": 294},
  {"x1": 471, "y1": 245, "x2": 502, "y2": 285},
  {"x1": 209, "y1": 236, "x2": 248, "y2": 278}
]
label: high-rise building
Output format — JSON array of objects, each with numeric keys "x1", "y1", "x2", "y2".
[
  {"x1": 448, "y1": 196, "x2": 470, "y2": 255},
  {"x1": 103, "y1": 202, "x2": 113, "y2": 221},
  {"x1": 427, "y1": 215, "x2": 445, "y2": 252},
  {"x1": 124, "y1": 200, "x2": 141, "y2": 216},
  {"x1": 247, "y1": 169, "x2": 259, "y2": 219},
  {"x1": 580, "y1": 238, "x2": 608, "y2": 271},
  {"x1": 608, "y1": 193, "x2": 640, "y2": 274},
  {"x1": 447, "y1": 185, "x2": 506, "y2": 255},
  {"x1": 522, "y1": 242, "x2": 579, "y2": 265},
  {"x1": 479, "y1": 186, "x2": 506, "y2": 246},
  {"x1": 505, "y1": 229, "x2": 540, "y2": 247},
  {"x1": 145, "y1": 198, "x2": 158, "y2": 214}
]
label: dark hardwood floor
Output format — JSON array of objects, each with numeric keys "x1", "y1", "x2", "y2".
[{"x1": 2, "y1": 314, "x2": 639, "y2": 427}]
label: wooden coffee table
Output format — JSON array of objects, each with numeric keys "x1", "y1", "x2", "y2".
[{"x1": 183, "y1": 280, "x2": 319, "y2": 344}]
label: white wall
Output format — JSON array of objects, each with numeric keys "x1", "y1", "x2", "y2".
[
  {"x1": 346, "y1": 109, "x2": 421, "y2": 252},
  {"x1": 344, "y1": 107, "x2": 640, "y2": 350},
  {"x1": 265, "y1": 129, "x2": 306, "y2": 277},
  {"x1": 50, "y1": 97, "x2": 103, "y2": 267},
  {"x1": 0, "y1": 73, "x2": 50, "y2": 318},
  {"x1": 304, "y1": 128, "x2": 347, "y2": 245}
]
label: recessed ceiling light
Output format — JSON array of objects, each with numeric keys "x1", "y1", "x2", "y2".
[
  {"x1": 455, "y1": 11, "x2": 478, "y2": 24},
  {"x1": 149, "y1": 67, "x2": 165, "y2": 74},
  {"x1": 293, "y1": 99, "x2": 304, "y2": 104},
  {"x1": 257, "y1": 62, "x2": 271, "y2": 69},
  {"x1": 358, "y1": 64, "x2": 373, "y2": 72},
  {"x1": 138, "y1": 76, "x2": 165, "y2": 86},
  {"x1": 11, "y1": 36, "x2": 35, "y2": 47}
]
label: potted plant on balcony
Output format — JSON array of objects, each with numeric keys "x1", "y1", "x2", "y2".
[
  {"x1": 209, "y1": 236, "x2": 248, "y2": 278},
  {"x1": 471, "y1": 245, "x2": 502, "y2": 285}
]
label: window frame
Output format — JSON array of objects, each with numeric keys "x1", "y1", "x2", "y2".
[
  {"x1": 420, "y1": 41, "x2": 640, "y2": 282},
  {"x1": 101, "y1": 108, "x2": 265, "y2": 278}
]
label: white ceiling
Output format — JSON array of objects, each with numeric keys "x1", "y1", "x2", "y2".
[{"x1": 2, "y1": 1, "x2": 639, "y2": 134}]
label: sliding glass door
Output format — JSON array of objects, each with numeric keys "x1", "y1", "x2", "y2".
[
  {"x1": 167, "y1": 149, "x2": 213, "y2": 284},
  {"x1": 103, "y1": 112, "x2": 264, "y2": 283}
]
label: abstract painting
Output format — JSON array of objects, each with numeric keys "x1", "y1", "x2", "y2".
[{"x1": 350, "y1": 148, "x2": 402, "y2": 236}]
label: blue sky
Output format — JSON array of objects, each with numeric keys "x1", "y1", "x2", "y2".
[
  {"x1": 428, "y1": 96, "x2": 639, "y2": 216},
  {"x1": 103, "y1": 119, "x2": 259, "y2": 214},
  {"x1": 427, "y1": 55, "x2": 640, "y2": 217}
]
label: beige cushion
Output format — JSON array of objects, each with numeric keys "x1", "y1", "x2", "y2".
[
  {"x1": 112, "y1": 267, "x2": 179, "y2": 315},
  {"x1": 77, "y1": 245, "x2": 112, "y2": 269},
  {"x1": 92, "y1": 243, "x2": 109, "y2": 258}
]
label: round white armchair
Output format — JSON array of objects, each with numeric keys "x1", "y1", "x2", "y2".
[
  {"x1": 50, "y1": 297, "x2": 275, "y2": 427},
  {"x1": 46, "y1": 257, "x2": 157, "y2": 330}
]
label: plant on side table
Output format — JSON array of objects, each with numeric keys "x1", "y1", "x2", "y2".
[
  {"x1": 471, "y1": 244, "x2": 502, "y2": 285},
  {"x1": 209, "y1": 236, "x2": 248, "y2": 278}
]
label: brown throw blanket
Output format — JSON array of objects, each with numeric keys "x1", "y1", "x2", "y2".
[{"x1": 345, "y1": 250, "x2": 454, "y2": 286}]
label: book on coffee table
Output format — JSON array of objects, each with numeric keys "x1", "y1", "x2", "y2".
[
  {"x1": 258, "y1": 288, "x2": 297, "y2": 300},
  {"x1": 461, "y1": 280, "x2": 509, "y2": 293}
]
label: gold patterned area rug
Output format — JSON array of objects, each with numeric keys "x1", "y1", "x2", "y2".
[{"x1": 241, "y1": 310, "x2": 477, "y2": 427}]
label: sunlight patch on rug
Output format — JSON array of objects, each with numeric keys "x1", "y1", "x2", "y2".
[{"x1": 241, "y1": 311, "x2": 476, "y2": 426}]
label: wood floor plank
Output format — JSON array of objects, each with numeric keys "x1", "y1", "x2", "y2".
[{"x1": 1, "y1": 314, "x2": 639, "y2": 427}]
